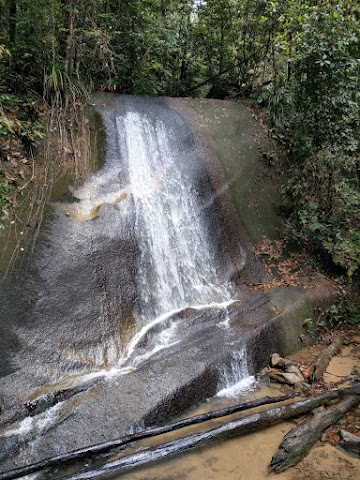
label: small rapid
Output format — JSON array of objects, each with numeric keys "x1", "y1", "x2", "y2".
[{"x1": 216, "y1": 348, "x2": 255, "y2": 398}]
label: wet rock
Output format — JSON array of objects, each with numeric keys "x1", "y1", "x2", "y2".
[
  {"x1": 26, "y1": 382, "x2": 98, "y2": 417},
  {"x1": 270, "y1": 353, "x2": 285, "y2": 369},
  {"x1": 0, "y1": 381, "x2": 97, "y2": 428}
]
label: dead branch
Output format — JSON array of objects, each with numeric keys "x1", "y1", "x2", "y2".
[
  {"x1": 0, "y1": 392, "x2": 296, "y2": 480},
  {"x1": 269, "y1": 393, "x2": 360, "y2": 472},
  {"x1": 310, "y1": 334, "x2": 344, "y2": 383}
]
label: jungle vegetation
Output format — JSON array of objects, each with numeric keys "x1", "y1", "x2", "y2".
[{"x1": 0, "y1": 0, "x2": 359, "y2": 284}]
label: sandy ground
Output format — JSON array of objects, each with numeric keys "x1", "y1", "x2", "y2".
[{"x1": 115, "y1": 327, "x2": 360, "y2": 480}]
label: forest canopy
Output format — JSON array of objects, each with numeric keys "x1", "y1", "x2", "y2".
[{"x1": 0, "y1": 0, "x2": 359, "y2": 278}]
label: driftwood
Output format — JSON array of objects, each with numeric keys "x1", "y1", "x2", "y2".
[
  {"x1": 269, "y1": 393, "x2": 360, "y2": 472},
  {"x1": 0, "y1": 393, "x2": 296, "y2": 480},
  {"x1": 310, "y1": 334, "x2": 344, "y2": 383},
  {"x1": 61, "y1": 384, "x2": 360, "y2": 480},
  {"x1": 338, "y1": 430, "x2": 360, "y2": 458}
]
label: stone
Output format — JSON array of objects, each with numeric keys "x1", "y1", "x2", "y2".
[
  {"x1": 269, "y1": 369, "x2": 304, "y2": 386},
  {"x1": 285, "y1": 364, "x2": 303, "y2": 378},
  {"x1": 270, "y1": 353, "x2": 285, "y2": 369}
]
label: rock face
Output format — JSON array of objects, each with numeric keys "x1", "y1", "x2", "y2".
[
  {"x1": 0, "y1": 95, "x2": 276, "y2": 473},
  {"x1": 0, "y1": 96, "x2": 335, "y2": 475}
]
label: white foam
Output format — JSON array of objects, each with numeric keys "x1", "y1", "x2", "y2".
[
  {"x1": 216, "y1": 376, "x2": 255, "y2": 398},
  {"x1": 117, "y1": 299, "x2": 239, "y2": 370},
  {"x1": 190, "y1": 299, "x2": 239, "y2": 311},
  {"x1": 3, "y1": 416, "x2": 34, "y2": 438},
  {"x1": 3, "y1": 402, "x2": 65, "y2": 438},
  {"x1": 216, "y1": 347, "x2": 253, "y2": 398}
]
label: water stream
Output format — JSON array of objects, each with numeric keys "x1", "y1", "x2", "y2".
[{"x1": 0, "y1": 95, "x2": 275, "y2": 477}]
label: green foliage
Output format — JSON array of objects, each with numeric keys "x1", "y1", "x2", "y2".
[
  {"x1": 318, "y1": 295, "x2": 360, "y2": 329},
  {"x1": 283, "y1": 147, "x2": 360, "y2": 276},
  {"x1": 0, "y1": 44, "x2": 10, "y2": 60},
  {"x1": 0, "y1": 93, "x2": 44, "y2": 146},
  {"x1": 0, "y1": 92, "x2": 44, "y2": 229},
  {"x1": 256, "y1": 0, "x2": 360, "y2": 277},
  {"x1": 302, "y1": 317, "x2": 316, "y2": 337}
]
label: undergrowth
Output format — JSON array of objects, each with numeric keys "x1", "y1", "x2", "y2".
[
  {"x1": 317, "y1": 291, "x2": 360, "y2": 332},
  {"x1": 0, "y1": 93, "x2": 45, "y2": 228}
]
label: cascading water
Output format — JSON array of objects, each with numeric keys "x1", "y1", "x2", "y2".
[
  {"x1": 117, "y1": 111, "x2": 231, "y2": 326},
  {"x1": 113, "y1": 109, "x2": 236, "y2": 368},
  {"x1": 0, "y1": 96, "x2": 277, "y2": 476},
  {"x1": 216, "y1": 347, "x2": 255, "y2": 398}
]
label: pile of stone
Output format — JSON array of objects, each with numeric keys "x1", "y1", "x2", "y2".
[{"x1": 259, "y1": 353, "x2": 305, "y2": 386}]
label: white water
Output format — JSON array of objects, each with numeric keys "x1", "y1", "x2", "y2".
[
  {"x1": 117, "y1": 112, "x2": 232, "y2": 327},
  {"x1": 117, "y1": 299, "x2": 239, "y2": 370},
  {"x1": 216, "y1": 347, "x2": 254, "y2": 398},
  {"x1": 2, "y1": 402, "x2": 65, "y2": 439}
]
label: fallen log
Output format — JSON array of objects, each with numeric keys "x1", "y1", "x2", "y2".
[
  {"x1": 338, "y1": 430, "x2": 360, "y2": 458},
  {"x1": 62, "y1": 384, "x2": 360, "y2": 480},
  {"x1": 0, "y1": 392, "x2": 296, "y2": 480},
  {"x1": 269, "y1": 393, "x2": 360, "y2": 472},
  {"x1": 309, "y1": 334, "x2": 343, "y2": 383}
]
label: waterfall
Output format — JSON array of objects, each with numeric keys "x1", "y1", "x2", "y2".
[
  {"x1": 217, "y1": 347, "x2": 255, "y2": 398},
  {"x1": 0, "y1": 96, "x2": 276, "y2": 474},
  {"x1": 116, "y1": 111, "x2": 232, "y2": 328}
]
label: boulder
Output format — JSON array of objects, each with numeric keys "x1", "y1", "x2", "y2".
[
  {"x1": 270, "y1": 353, "x2": 285, "y2": 369},
  {"x1": 269, "y1": 368, "x2": 304, "y2": 386}
]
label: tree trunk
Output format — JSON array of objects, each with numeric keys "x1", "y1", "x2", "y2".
[
  {"x1": 269, "y1": 393, "x2": 360, "y2": 472},
  {"x1": 310, "y1": 334, "x2": 344, "y2": 383},
  {"x1": 187, "y1": 67, "x2": 232, "y2": 94},
  {"x1": 2, "y1": 386, "x2": 358, "y2": 480},
  {"x1": 8, "y1": 0, "x2": 16, "y2": 44}
]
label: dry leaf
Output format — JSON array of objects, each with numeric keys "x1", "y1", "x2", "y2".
[{"x1": 327, "y1": 431, "x2": 341, "y2": 446}]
